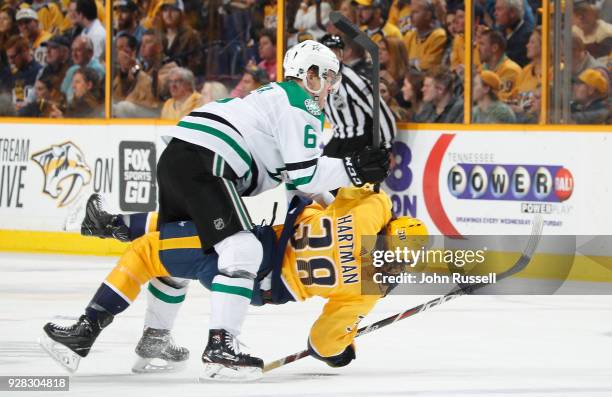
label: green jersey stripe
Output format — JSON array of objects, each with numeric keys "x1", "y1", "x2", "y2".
[
  {"x1": 211, "y1": 283, "x2": 253, "y2": 299},
  {"x1": 223, "y1": 179, "x2": 251, "y2": 230},
  {"x1": 148, "y1": 283, "x2": 186, "y2": 304},
  {"x1": 291, "y1": 173, "x2": 315, "y2": 186},
  {"x1": 213, "y1": 154, "x2": 224, "y2": 177},
  {"x1": 177, "y1": 121, "x2": 252, "y2": 169},
  {"x1": 290, "y1": 162, "x2": 317, "y2": 186}
]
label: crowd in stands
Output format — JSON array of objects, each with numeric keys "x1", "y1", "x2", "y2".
[
  {"x1": 0, "y1": 0, "x2": 279, "y2": 118},
  {"x1": 0, "y1": 0, "x2": 107, "y2": 117},
  {"x1": 0, "y1": 0, "x2": 609, "y2": 123}
]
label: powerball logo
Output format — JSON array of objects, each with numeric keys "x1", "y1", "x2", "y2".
[
  {"x1": 448, "y1": 164, "x2": 574, "y2": 202},
  {"x1": 422, "y1": 134, "x2": 575, "y2": 237}
]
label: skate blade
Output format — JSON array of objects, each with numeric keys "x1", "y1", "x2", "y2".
[
  {"x1": 132, "y1": 356, "x2": 187, "y2": 374},
  {"x1": 38, "y1": 333, "x2": 80, "y2": 373},
  {"x1": 199, "y1": 363, "x2": 263, "y2": 382}
]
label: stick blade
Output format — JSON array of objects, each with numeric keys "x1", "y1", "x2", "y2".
[
  {"x1": 329, "y1": 11, "x2": 378, "y2": 52},
  {"x1": 329, "y1": 11, "x2": 361, "y2": 38}
]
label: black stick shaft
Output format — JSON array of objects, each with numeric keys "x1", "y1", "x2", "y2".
[{"x1": 329, "y1": 11, "x2": 380, "y2": 149}]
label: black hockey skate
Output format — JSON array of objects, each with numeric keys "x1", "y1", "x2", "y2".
[
  {"x1": 200, "y1": 329, "x2": 263, "y2": 381},
  {"x1": 39, "y1": 313, "x2": 113, "y2": 373},
  {"x1": 81, "y1": 193, "x2": 129, "y2": 242},
  {"x1": 132, "y1": 328, "x2": 190, "y2": 373}
]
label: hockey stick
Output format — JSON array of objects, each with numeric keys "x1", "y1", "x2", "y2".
[
  {"x1": 329, "y1": 11, "x2": 380, "y2": 150},
  {"x1": 263, "y1": 216, "x2": 543, "y2": 373},
  {"x1": 329, "y1": 11, "x2": 383, "y2": 193}
]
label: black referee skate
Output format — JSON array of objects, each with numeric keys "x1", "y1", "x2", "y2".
[
  {"x1": 39, "y1": 313, "x2": 113, "y2": 373},
  {"x1": 132, "y1": 328, "x2": 190, "y2": 373},
  {"x1": 81, "y1": 193, "x2": 129, "y2": 242},
  {"x1": 200, "y1": 329, "x2": 263, "y2": 381}
]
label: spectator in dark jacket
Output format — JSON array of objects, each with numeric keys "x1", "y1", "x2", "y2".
[
  {"x1": 18, "y1": 76, "x2": 66, "y2": 117},
  {"x1": 571, "y1": 68, "x2": 609, "y2": 124},
  {"x1": 5, "y1": 35, "x2": 42, "y2": 111},
  {"x1": 37, "y1": 35, "x2": 72, "y2": 92},
  {"x1": 494, "y1": 0, "x2": 533, "y2": 67},
  {"x1": 115, "y1": 0, "x2": 145, "y2": 45},
  {"x1": 157, "y1": 0, "x2": 203, "y2": 76},
  {"x1": 415, "y1": 66, "x2": 464, "y2": 123}
]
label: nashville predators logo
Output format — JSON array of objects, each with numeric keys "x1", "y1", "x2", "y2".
[{"x1": 31, "y1": 141, "x2": 92, "y2": 207}]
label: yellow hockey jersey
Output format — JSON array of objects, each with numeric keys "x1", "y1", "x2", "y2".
[
  {"x1": 483, "y1": 55, "x2": 522, "y2": 102},
  {"x1": 277, "y1": 188, "x2": 392, "y2": 357},
  {"x1": 403, "y1": 27, "x2": 447, "y2": 71},
  {"x1": 388, "y1": 0, "x2": 412, "y2": 34}
]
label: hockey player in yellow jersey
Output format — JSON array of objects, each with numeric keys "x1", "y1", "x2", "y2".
[{"x1": 41, "y1": 187, "x2": 427, "y2": 377}]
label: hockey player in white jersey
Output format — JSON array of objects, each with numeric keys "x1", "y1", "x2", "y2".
[{"x1": 50, "y1": 39, "x2": 390, "y2": 381}]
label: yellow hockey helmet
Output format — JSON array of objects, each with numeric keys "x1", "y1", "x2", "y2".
[{"x1": 385, "y1": 216, "x2": 429, "y2": 252}]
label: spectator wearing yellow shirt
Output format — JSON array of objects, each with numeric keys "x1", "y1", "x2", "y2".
[
  {"x1": 113, "y1": 33, "x2": 160, "y2": 118},
  {"x1": 25, "y1": 0, "x2": 64, "y2": 35},
  {"x1": 450, "y1": 4, "x2": 481, "y2": 75},
  {"x1": 16, "y1": 8, "x2": 52, "y2": 65},
  {"x1": 140, "y1": 0, "x2": 164, "y2": 30},
  {"x1": 263, "y1": 0, "x2": 277, "y2": 29},
  {"x1": 403, "y1": 0, "x2": 447, "y2": 71},
  {"x1": 388, "y1": 0, "x2": 412, "y2": 34},
  {"x1": 478, "y1": 29, "x2": 521, "y2": 102},
  {"x1": 60, "y1": 0, "x2": 81, "y2": 37},
  {"x1": 511, "y1": 27, "x2": 541, "y2": 122},
  {"x1": 160, "y1": 67, "x2": 202, "y2": 119},
  {"x1": 354, "y1": 0, "x2": 402, "y2": 43}
]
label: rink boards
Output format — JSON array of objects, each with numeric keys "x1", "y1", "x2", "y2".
[{"x1": 0, "y1": 121, "x2": 611, "y2": 283}]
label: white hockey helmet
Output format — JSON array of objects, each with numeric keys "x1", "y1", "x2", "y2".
[{"x1": 283, "y1": 40, "x2": 341, "y2": 95}]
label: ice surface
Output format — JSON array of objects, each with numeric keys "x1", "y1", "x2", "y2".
[{"x1": 1, "y1": 252, "x2": 612, "y2": 397}]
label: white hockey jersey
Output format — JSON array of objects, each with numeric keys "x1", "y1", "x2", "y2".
[{"x1": 163, "y1": 81, "x2": 351, "y2": 197}]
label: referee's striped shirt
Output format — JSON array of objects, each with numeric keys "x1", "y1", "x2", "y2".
[{"x1": 324, "y1": 64, "x2": 397, "y2": 158}]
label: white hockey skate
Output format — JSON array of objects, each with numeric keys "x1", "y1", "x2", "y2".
[
  {"x1": 132, "y1": 328, "x2": 189, "y2": 374},
  {"x1": 38, "y1": 332, "x2": 81, "y2": 373}
]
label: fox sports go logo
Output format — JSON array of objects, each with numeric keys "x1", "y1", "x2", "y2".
[{"x1": 448, "y1": 164, "x2": 574, "y2": 202}]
